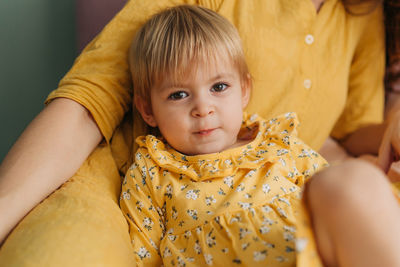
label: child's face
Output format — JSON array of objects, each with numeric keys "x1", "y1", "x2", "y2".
[{"x1": 137, "y1": 58, "x2": 250, "y2": 155}]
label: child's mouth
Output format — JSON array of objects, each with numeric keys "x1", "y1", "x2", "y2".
[{"x1": 195, "y1": 128, "x2": 216, "y2": 136}]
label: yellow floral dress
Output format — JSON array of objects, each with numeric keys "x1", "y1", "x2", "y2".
[{"x1": 120, "y1": 113, "x2": 328, "y2": 266}]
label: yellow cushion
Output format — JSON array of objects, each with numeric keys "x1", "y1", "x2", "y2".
[{"x1": 0, "y1": 142, "x2": 134, "y2": 266}]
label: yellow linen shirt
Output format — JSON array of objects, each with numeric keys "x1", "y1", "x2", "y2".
[
  {"x1": 120, "y1": 113, "x2": 328, "y2": 266},
  {"x1": 46, "y1": 0, "x2": 385, "y2": 153}
]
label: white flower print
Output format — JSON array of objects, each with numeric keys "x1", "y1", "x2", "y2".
[
  {"x1": 277, "y1": 207, "x2": 287, "y2": 218},
  {"x1": 282, "y1": 135, "x2": 290, "y2": 145},
  {"x1": 194, "y1": 240, "x2": 202, "y2": 254},
  {"x1": 177, "y1": 256, "x2": 186, "y2": 267},
  {"x1": 238, "y1": 201, "x2": 252, "y2": 211},
  {"x1": 259, "y1": 226, "x2": 270, "y2": 234},
  {"x1": 136, "y1": 200, "x2": 144, "y2": 212},
  {"x1": 135, "y1": 152, "x2": 142, "y2": 161},
  {"x1": 313, "y1": 163, "x2": 319, "y2": 171},
  {"x1": 184, "y1": 230, "x2": 192, "y2": 239},
  {"x1": 149, "y1": 238, "x2": 158, "y2": 250},
  {"x1": 186, "y1": 189, "x2": 200, "y2": 200},
  {"x1": 171, "y1": 206, "x2": 178, "y2": 220},
  {"x1": 244, "y1": 193, "x2": 252, "y2": 199},
  {"x1": 295, "y1": 238, "x2": 308, "y2": 252},
  {"x1": 135, "y1": 183, "x2": 141, "y2": 191},
  {"x1": 186, "y1": 257, "x2": 195, "y2": 262},
  {"x1": 276, "y1": 149, "x2": 289, "y2": 156},
  {"x1": 241, "y1": 242, "x2": 250, "y2": 250},
  {"x1": 180, "y1": 184, "x2": 188, "y2": 191},
  {"x1": 163, "y1": 246, "x2": 172, "y2": 257},
  {"x1": 148, "y1": 166, "x2": 156, "y2": 180},
  {"x1": 218, "y1": 188, "x2": 226, "y2": 195},
  {"x1": 129, "y1": 163, "x2": 138, "y2": 171},
  {"x1": 257, "y1": 150, "x2": 268, "y2": 156},
  {"x1": 263, "y1": 218, "x2": 275, "y2": 225},
  {"x1": 206, "y1": 229, "x2": 216, "y2": 247},
  {"x1": 143, "y1": 217, "x2": 154, "y2": 231},
  {"x1": 303, "y1": 169, "x2": 311, "y2": 177},
  {"x1": 140, "y1": 168, "x2": 148, "y2": 187},
  {"x1": 278, "y1": 197, "x2": 290, "y2": 206},
  {"x1": 262, "y1": 183, "x2": 271, "y2": 194},
  {"x1": 289, "y1": 186, "x2": 297, "y2": 192},
  {"x1": 165, "y1": 184, "x2": 173, "y2": 199},
  {"x1": 253, "y1": 250, "x2": 267, "y2": 261},
  {"x1": 187, "y1": 209, "x2": 198, "y2": 220},
  {"x1": 204, "y1": 254, "x2": 213, "y2": 265},
  {"x1": 141, "y1": 166, "x2": 147, "y2": 179},
  {"x1": 284, "y1": 112, "x2": 295, "y2": 119},
  {"x1": 224, "y1": 159, "x2": 232, "y2": 166},
  {"x1": 181, "y1": 165, "x2": 188, "y2": 170},
  {"x1": 136, "y1": 247, "x2": 150, "y2": 260},
  {"x1": 239, "y1": 228, "x2": 252, "y2": 239},
  {"x1": 284, "y1": 232, "x2": 294, "y2": 242},
  {"x1": 223, "y1": 176, "x2": 234, "y2": 188},
  {"x1": 168, "y1": 234, "x2": 177, "y2": 242},
  {"x1": 121, "y1": 191, "x2": 130, "y2": 200},
  {"x1": 245, "y1": 169, "x2": 256, "y2": 178},
  {"x1": 205, "y1": 195, "x2": 216, "y2": 206},
  {"x1": 275, "y1": 256, "x2": 287, "y2": 262},
  {"x1": 261, "y1": 205, "x2": 272, "y2": 213},
  {"x1": 167, "y1": 228, "x2": 174, "y2": 235},
  {"x1": 298, "y1": 149, "x2": 311, "y2": 158},
  {"x1": 236, "y1": 183, "x2": 245, "y2": 192},
  {"x1": 284, "y1": 225, "x2": 296, "y2": 233},
  {"x1": 230, "y1": 214, "x2": 241, "y2": 223},
  {"x1": 250, "y1": 158, "x2": 263, "y2": 164},
  {"x1": 250, "y1": 113, "x2": 258, "y2": 121}
]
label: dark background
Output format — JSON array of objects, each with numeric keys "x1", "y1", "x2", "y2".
[{"x1": 0, "y1": 0, "x2": 126, "y2": 161}]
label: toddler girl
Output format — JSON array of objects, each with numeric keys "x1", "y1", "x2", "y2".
[{"x1": 120, "y1": 5, "x2": 327, "y2": 266}]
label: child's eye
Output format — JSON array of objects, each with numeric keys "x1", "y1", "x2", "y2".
[
  {"x1": 211, "y1": 83, "x2": 228, "y2": 92},
  {"x1": 168, "y1": 91, "x2": 188, "y2": 100}
]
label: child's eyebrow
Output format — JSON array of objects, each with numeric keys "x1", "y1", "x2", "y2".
[
  {"x1": 158, "y1": 73, "x2": 235, "y2": 91},
  {"x1": 209, "y1": 73, "x2": 235, "y2": 82}
]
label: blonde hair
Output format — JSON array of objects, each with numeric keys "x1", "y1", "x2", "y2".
[{"x1": 129, "y1": 5, "x2": 250, "y2": 103}]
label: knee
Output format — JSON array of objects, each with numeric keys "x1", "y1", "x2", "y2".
[{"x1": 307, "y1": 159, "x2": 390, "y2": 212}]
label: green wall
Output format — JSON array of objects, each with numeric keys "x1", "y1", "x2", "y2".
[{"x1": 0, "y1": 0, "x2": 76, "y2": 161}]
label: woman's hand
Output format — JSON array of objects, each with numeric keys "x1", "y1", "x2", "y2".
[{"x1": 377, "y1": 110, "x2": 400, "y2": 181}]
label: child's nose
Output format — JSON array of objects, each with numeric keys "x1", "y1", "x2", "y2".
[{"x1": 191, "y1": 100, "x2": 215, "y2": 118}]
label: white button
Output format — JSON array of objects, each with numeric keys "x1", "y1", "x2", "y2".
[
  {"x1": 305, "y1": 34, "x2": 314, "y2": 45},
  {"x1": 303, "y1": 79, "x2": 312, "y2": 89}
]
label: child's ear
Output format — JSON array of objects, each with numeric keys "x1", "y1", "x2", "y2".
[
  {"x1": 134, "y1": 95, "x2": 157, "y2": 127},
  {"x1": 241, "y1": 73, "x2": 252, "y2": 109}
]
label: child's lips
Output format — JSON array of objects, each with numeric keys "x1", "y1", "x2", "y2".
[{"x1": 194, "y1": 128, "x2": 217, "y2": 136}]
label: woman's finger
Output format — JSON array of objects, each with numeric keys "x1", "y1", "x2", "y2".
[{"x1": 377, "y1": 125, "x2": 393, "y2": 172}]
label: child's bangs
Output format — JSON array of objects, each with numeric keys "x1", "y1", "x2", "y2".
[{"x1": 158, "y1": 41, "x2": 236, "y2": 86}]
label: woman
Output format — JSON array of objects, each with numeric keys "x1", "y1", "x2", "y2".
[{"x1": 0, "y1": 0, "x2": 397, "y2": 266}]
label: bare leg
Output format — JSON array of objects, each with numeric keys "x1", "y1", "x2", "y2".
[{"x1": 306, "y1": 159, "x2": 400, "y2": 267}]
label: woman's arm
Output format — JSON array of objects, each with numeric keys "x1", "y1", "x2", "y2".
[
  {"x1": 0, "y1": 98, "x2": 102, "y2": 244},
  {"x1": 340, "y1": 123, "x2": 386, "y2": 156}
]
